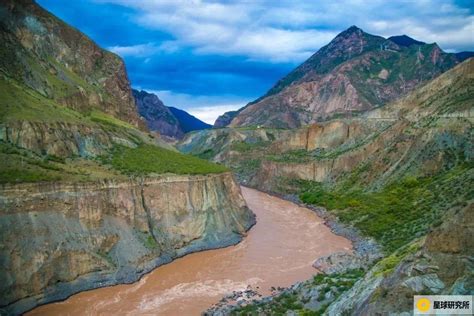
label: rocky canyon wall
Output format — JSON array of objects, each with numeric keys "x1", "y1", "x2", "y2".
[{"x1": 0, "y1": 173, "x2": 255, "y2": 315}]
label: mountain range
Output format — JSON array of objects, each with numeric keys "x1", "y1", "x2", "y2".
[{"x1": 215, "y1": 26, "x2": 472, "y2": 128}]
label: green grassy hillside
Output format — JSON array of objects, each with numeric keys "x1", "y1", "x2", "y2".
[{"x1": 0, "y1": 77, "x2": 229, "y2": 183}]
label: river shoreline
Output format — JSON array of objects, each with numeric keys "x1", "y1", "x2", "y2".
[
  {"x1": 23, "y1": 225, "x2": 254, "y2": 316},
  {"x1": 242, "y1": 184, "x2": 383, "y2": 262}
]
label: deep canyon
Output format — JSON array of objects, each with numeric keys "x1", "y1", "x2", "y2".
[{"x1": 0, "y1": 1, "x2": 472, "y2": 315}]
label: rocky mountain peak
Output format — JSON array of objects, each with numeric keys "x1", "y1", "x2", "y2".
[
  {"x1": 337, "y1": 25, "x2": 363, "y2": 36},
  {"x1": 226, "y1": 28, "x2": 462, "y2": 128},
  {"x1": 319, "y1": 27, "x2": 373, "y2": 64},
  {"x1": 133, "y1": 89, "x2": 164, "y2": 106},
  {"x1": 252, "y1": 26, "x2": 384, "y2": 101},
  {"x1": 325, "y1": 25, "x2": 382, "y2": 52}
]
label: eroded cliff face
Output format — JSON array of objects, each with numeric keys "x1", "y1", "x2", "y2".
[
  {"x1": 269, "y1": 119, "x2": 393, "y2": 152},
  {"x1": 0, "y1": 172, "x2": 255, "y2": 315},
  {"x1": 248, "y1": 117, "x2": 396, "y2": 190},
  {"x1": 178, "y1": 128, "x2": 291, "y2": 163},
  {"x1": 0, "y1": 121, "x2": 139, "y2": 158},
  {"x1": 254, "y1": 117, "x2": 472, "y2": 192},
  {"x1": 177, "y1": 128, "x2": 296, "y2": 184}
]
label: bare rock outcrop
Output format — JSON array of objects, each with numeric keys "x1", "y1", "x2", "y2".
[{"x1": 326, "y1": 203, "x2": 474, "y2": 315}]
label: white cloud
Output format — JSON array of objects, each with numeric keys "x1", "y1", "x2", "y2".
[
  {"x1": 108, "y1": 40, "x2": 179, "y2": 57},
  {"x1": 195, "y1": 27, "x2": 336, "y2": 62},
  {"x1": 108, "y1": 43, "x2": 157, "y2": 57},
  {"x1": 98, "y1": 0, "x2": 474, "y2": 61},
  {"x1": 137, "y1": 88, "x2": 247, "y2": 124}
]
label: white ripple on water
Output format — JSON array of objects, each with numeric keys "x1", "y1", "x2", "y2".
[{"x1": 137, "y1": 278, "x2": 263, "y2": 312}]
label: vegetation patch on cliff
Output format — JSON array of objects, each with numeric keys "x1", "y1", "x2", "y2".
[
  {"x1": 88, "y1": 110, "x2": 138, "y2": 130},
  {"x1": 0, "y1": 78, "x2": 84, "y2": 123},
  {"x1": 374, "y1": 240, "x2": 421, "y2": 276},
  {"x1": 101, "y1": 144, "x2": 229, "y2": 175},
  {"x1": 0, "y1": 142, "x2": 62, "y2": 183}
]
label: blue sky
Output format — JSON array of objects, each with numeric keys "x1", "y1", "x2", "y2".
[{"x1": 38, "y1": 0, "x2": 474, "y2": 124}]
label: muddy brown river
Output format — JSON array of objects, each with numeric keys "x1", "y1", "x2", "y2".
[{"x1": 29, "y1": 187, "x2": 352, "y2": 315}]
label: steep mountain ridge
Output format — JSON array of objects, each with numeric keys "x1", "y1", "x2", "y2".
[
  {"x1": 0, "y1": 0, "x2": 144, "y2": 129},
  {"x1": 133, "y1": 89, "x2": 183, "y2": 138},
  {"x1": 169, "y1": 106, "x2": 212, "y2": 133},
  {"x1": 214, "y1": 110, "x2": 239, "y2": 128},
  {"x1": 221, "y1": 26, "x2": 469, "y2": 128},
  {"x1": 388, "y1": 34, "x2": 425, "y2": 47}
]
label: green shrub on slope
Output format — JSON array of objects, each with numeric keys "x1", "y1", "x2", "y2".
[{"x1": 298, "y1": 164, "x2": 473, "y2": 253}]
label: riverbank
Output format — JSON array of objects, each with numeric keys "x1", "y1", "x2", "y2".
[{"x1": 205, "y1": 187, "x2": 383, "y2": 315}]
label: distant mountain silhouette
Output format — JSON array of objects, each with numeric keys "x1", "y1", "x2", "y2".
[
  {"x1": 388, "y1": 35, "x2": 425, "y2": 47},
  {"x1": 169, "y1": 106, "x2": 211, "y2": 133},
  {"x1": 455, "y1": 51, "x2": 474, "y2": 62},
  {"x1": 133, "y1": 89, "x2": 210, "y2": 138}
]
